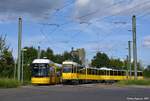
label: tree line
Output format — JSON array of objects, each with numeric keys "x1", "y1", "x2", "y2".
[
  {"x1": 0, "y1": 35, "x2": 150, "y2": 80},
  {"x1": 91, "y1": 52, "x2": 142, "y2": 70}
]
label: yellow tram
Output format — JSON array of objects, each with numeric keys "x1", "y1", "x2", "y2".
[
  {"x1": 62, "y1": 61, "x2": 143, "y2": 84},
  {"x1": 31, "y1": 59, "x2": 62, "y2": 85},
  {"x1": 62, "y1": 61, "x2": 83, "y2": 84}
]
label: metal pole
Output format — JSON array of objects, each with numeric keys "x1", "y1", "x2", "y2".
[
  {"x1": 71, "y1": 47, "x2": 74, "y2": 61},
  {"x1": 85, "y1": 59, "x2": 88, "y2": 83},
  {"x1": 21, "y1": 50, "x2": 24, "y2": 83},
  {"x1": 17, "y1": 17, "x2": 22, "y2": 81},
  {"x1": 38, "y1": 46, "x2": 41, "y2": 59},
  {"x1": 128, "y1": 41, "x2": 132, "y2": 79},
  {"x1": 14, "y1": 59, "x2": 16, "y2": 80},
  {"x1": 132, "y1": 15, "x2": 137, "y2": 79}
]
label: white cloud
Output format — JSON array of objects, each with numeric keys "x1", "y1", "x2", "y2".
[
  {"x1": 0, "y1": 0, "x2": 64, "y2": 22},
  {"x1": 74, "y1": 0, "x2": 150, "y2": 21},
  {"x1": 143, "y1": 35, "x2": 150, "y2": 47},
  {"x1": 77, "y1": 0, "x2": 90, "y2": 6}
]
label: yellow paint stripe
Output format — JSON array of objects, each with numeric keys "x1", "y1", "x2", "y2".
[{"x1": 31, "y1": 77, "x2": 50, "y2": 84}]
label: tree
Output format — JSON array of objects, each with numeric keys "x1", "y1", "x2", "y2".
[
  {"x1": 24, "y1": 47, "x2": 38, "y2": 65},
  {"x1": 130, "y1": 61, "x2": 142, "y2": 70},
  {"x1": 109, "y1": 58, "x2": 124, "y2": 69},
  {"x1": 40, "y1": 50, "x2": 46, "y2": 59},
  {"x1": 0, "y1": 35, "x2": 14, "y2": 78},
  {"x1": 0, "y1": 35, "x2": 9, "y2": 55},
  {"x1": 46, "y1": 48, "x2": 54, "y2": 60},
  {"x1": 143, "y1": 65, "x2": 150, "y2": 78},
  {"x1": 23, "y1": 47, "x2": 38, "y2": 81},
  {"x1": 63, "y1": 51, "x2": 72, "y2": 61},
  {"x1": 72, "y1": 54, "x2": 81, "y2": 64},
  {"x1": 40, "y1": 47, "x2": 54, "y2": 61},
  {"x1": 147, "y1": 65, "x2": 150, "y2": 71},
  {"x1": 91, "y1": 52, "x2": 109, "y2": 68},
  {"x1": 52, "y1": 51, "x2": 81, "y2": 64},
  {"x1": 53, "y1": 54, "x2": 63, "y2": 64}
]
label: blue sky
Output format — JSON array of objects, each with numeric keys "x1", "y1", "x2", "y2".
[{"x1": 0, "y1": 0, "x2": 150, "y2": 66}]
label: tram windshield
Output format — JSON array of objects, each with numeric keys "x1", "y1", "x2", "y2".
[
  {"x1": 63, "y1": 64, "x2": 72, "y2": 73},
  {"x1": 32, "y1": 63, "x2": 49, "y2": 77}
]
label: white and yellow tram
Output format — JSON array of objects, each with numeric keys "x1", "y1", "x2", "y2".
[
  {"x1": 31, "y1": 59, "x2": 62, "y2": 85},
  {"x1": 62, "y1": 61, "x2": 143, "y2": 84}
]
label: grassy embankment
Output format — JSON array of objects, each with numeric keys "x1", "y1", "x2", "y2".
[
  {"x1": 0, "y1": 78, "x2": 20, "y2": 88},
  {"x1": 117, "y1": 79, "x2": 150, "y2": 86}
]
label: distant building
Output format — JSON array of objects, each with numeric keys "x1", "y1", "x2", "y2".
[
  {"x1": 77, "y1": 48, "x2": 86, "y2": 65},
  {"x1": 71, "y1": 48, "x2": 86, "y2": 65}
]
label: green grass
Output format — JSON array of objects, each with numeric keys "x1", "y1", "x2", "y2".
[
  {"x1": 0, "y1": 78, "x2": 20, "y2": 88},
  {"x1": 117, "y1": 79, "x2": 150, "y2": 86},
  {"x1": 22, "y1": 80, "x2": 31, "y2": 86}
]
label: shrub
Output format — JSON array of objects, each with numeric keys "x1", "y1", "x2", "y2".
[
  {"x1": 0, "y1": 78, "x2": 20, "y2": 88},
  {"x1": 117, "y1": 79, "x2": 150, "y2": 86}
]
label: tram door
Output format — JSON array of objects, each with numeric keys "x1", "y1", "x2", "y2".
[{"x1": 49, "y1": 66, "x2": 56, "y2": 84}]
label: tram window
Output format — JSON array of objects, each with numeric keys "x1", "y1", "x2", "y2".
[
  {"x1": 118, "y1": 71, "x2": 122, "y2": 76},
  {"x1": 99, "y1": 70, "x2": 102, "y2": 75},
  {"x1": 81, "y1": 69, "x2": 86, "y2": 74},
  {"x1": 92, "y1": 69, "x2": 94, "y2": 74},
  {"x1": 79, "y1": 70, "x2": 82, "y2": 74},
  {"x1": 88, "y1": 69, "x2": 90, "y2": 74},
  {"x1": 104, "y1": 70, "x2": 106, "y2": 75},
  {"x1": 98, "y1": 70, "x2": 100, "y2": 75},
  {"x1": 100, "y1": 70, "x2": 104, "y2": 75},
  {"x1": 91, "y1": 69, "x2": 94, "y2": 74},
  {"x1": 87, "y1": 69, "x2": 89, "y2": 74},
  {"x1": 114, "y1": 71, "x2": 117, "y2": 75},
  {"x1": 139, "y1": 72, "x2": 141, "y2": 76},
  {"x1": 77, "y1": 69, "x2": 80, "y2": 73},
  {"x1": 131, "y1": 72, "x2": 134, "y2": 76},
  {"x1": 138, "y1": 72, "x2": 140, "y2": 76},
  {"x1": 88, "y1": 69, "x2": 91, "y2": 74},
  {"x1": 93, "y1": 69, "x2": 96, "y2": 75},
  {"x1": 72, "y1": 67, "x2": 76, "y2": 73},
  {"x1": 140, "y1": 72, "x2": 143, "y2": 76},
  {"x1": 106, "y1": 71, "x2": 109, "y2": 75},
  {"x1": 110, "y1": 71, "x2": 113, "y2": 75},
  {"x1": 91, "y1": 69, "x2": 93, "y2": 74},
  {"x1": 99, "y1": 70, "x2": 101, "y2": 75},
  {"x1": 101, "y1": 70, "x2": 106, "y2": 75},
  {"x1": 32, "y1": 64, "x2": 49, "y2": 77},
  {"x1": 63, "y1": 68, "x2": 72, "y2": 73},
  {"x1": 137, "y1": 72, "x2": 142, "y2": 76},
  {"x1": 105, "y1": 70, "x2": 107, "y2": 75},
  {"x1": 84, "y1": 69, "x2": 86, "y2": 74},
  {"x1": 94, "y1": 70, "x2": 97, "y2": 75},
  {"x1": 77, "y1": 67, "x2": 82, "y2": 73},
  {"x1": 80, "y1": 70, "x2": 82, "y2": 74},
  {"x1": 97, "y1": 70, "x2": 99, "y2": 75},
  {"x1": 121, "y1": 71, "x2": 125, "y2": 76},
  {"x1": 93, "y1": 69, "x2": 95, "y2": 75},
  {"x1": 95, "y1": 70, "x2": 98, "y2": 75}
]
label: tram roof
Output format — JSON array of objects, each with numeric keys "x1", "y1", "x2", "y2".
[
  {"x1": 54, "y1": 63, "x2": 62, "y2": 67},
  {"x1": 99, "y1": 67, "x2": 113, "y2": 70},
  {"x1": 32, "y1": 59, "x2": 53, "y2": 64},
  {"x1": 62, "y1": 61, "x2": 78, "y2": 65}
]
